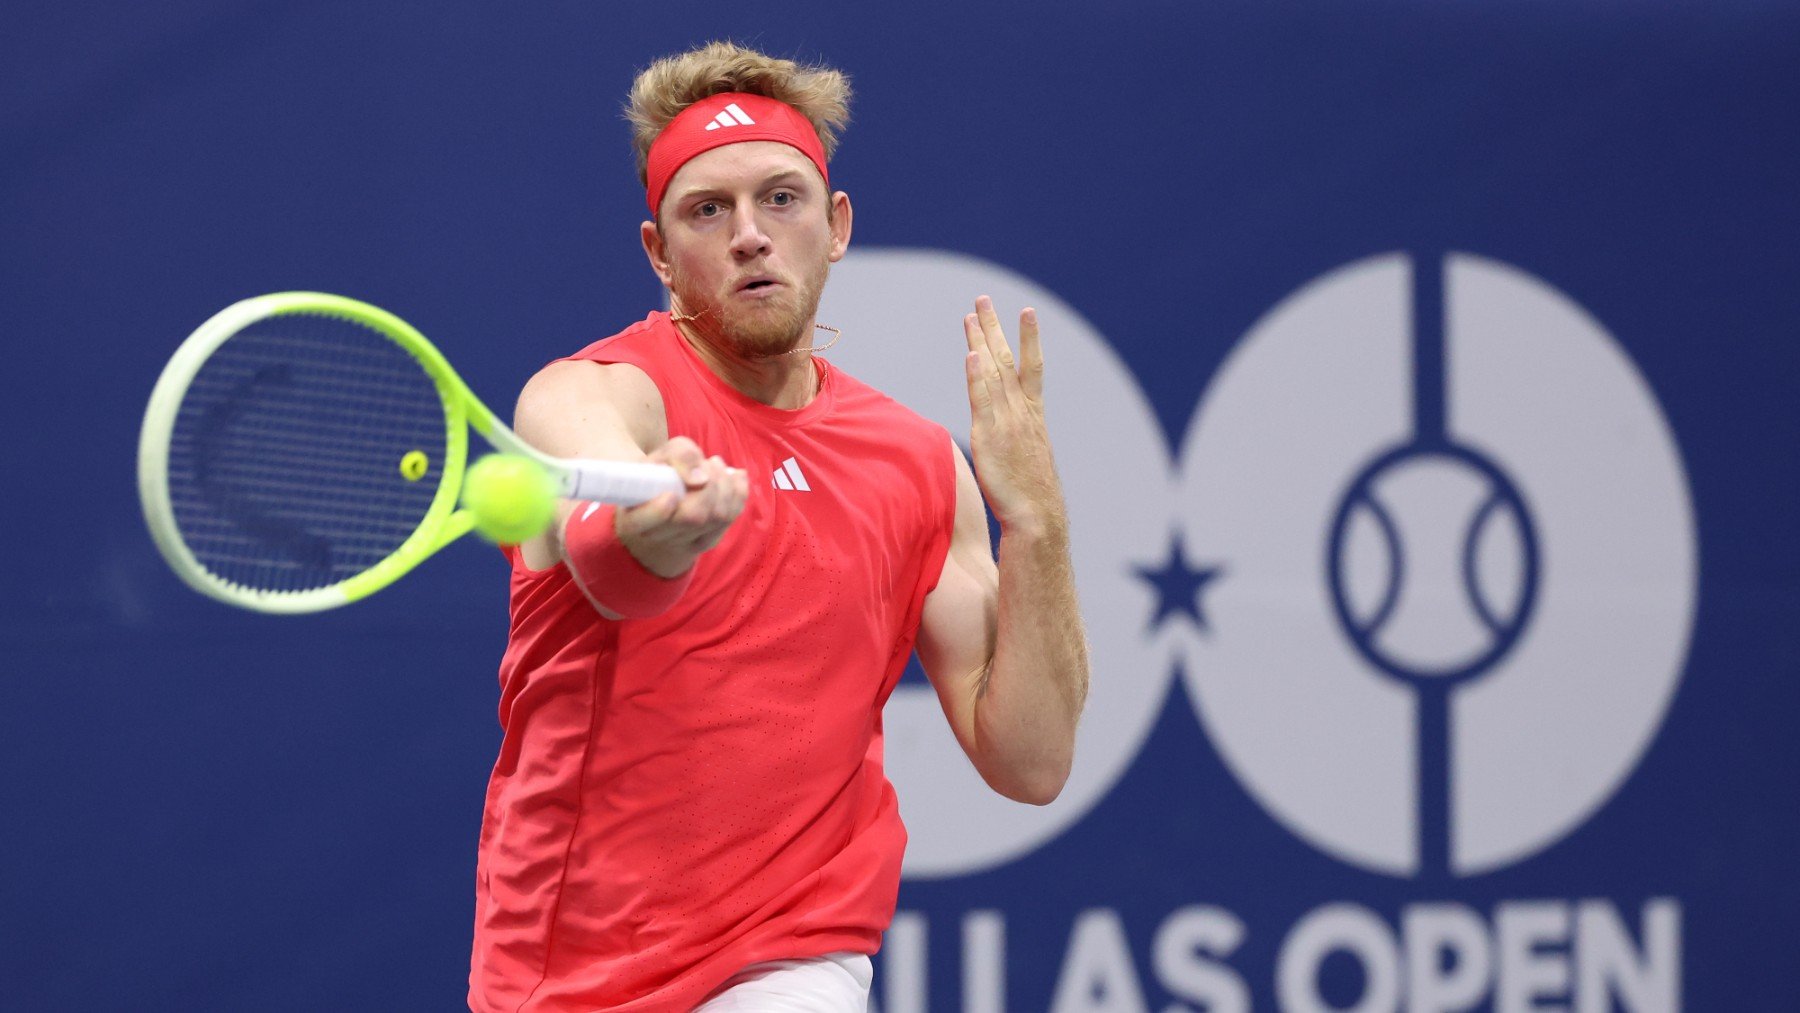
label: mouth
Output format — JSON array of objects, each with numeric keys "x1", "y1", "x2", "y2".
[{"x1": 736, "y1": 276, "x2": 782, "y2": 294}]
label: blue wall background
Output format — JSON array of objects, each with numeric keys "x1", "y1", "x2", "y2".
[{"x1": 4, "y1": 1, "x2": 1797, "y2": 1009}]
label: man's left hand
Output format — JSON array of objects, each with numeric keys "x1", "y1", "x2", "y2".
[{"x1": 961, "y1": 295, "x2": 1066, "y2": 537}]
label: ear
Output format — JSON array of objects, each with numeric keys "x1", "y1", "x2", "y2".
[
  {"x1": 640, "y1": 220, "x2": 673, "y2": 287},
  {"x1": 827, "y1": 191, "x2": 853, "y2": 263}
]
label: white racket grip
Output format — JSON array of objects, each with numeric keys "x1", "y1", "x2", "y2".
[{"x1": 559, "y1": 460, "x2": 687, "y2": 506}]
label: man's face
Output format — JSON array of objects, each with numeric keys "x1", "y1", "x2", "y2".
[{"x1": 644, "y1": 141, "x2": 851, "y2": 357}]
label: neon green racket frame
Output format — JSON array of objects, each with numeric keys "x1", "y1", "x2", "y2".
[{"x1": 138, "y1": 292, "x2": 682, "y2": 614}]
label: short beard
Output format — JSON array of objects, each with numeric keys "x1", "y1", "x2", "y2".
[{"x1": 668, "y1": 258, "x2": 829, "y2": 359}]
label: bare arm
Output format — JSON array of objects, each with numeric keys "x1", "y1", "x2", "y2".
[
  {"x1": 512, "y1": 359, "x2": 747, "y2": 589},
  {"x1": 914, "y1": 298, "x2": 1089, "y2": 805}
]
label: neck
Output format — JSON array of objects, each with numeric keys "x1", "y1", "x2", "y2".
[{"x1": 672, "y1": 318, "x2": 820, "y2": 409}]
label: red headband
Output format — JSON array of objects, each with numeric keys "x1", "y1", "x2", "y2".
[{"x1": 644, "y1": 92, "x2": 830, "y2": 215}]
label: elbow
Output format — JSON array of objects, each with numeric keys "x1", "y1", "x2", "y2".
[
  {"x1": 985, "y1": 756, "x2": 1072, "y2": 807},
  {"x1": 966, "y1": 686, "x2": 1083, "y2": 806},
  {"x1": 1007, "y1": 777, "x2": 1066, "y2": 807}
]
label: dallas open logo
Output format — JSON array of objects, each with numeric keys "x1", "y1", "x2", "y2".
[{"x1": 821, "y1": 250, "x2": 1695, "y2": 1010}]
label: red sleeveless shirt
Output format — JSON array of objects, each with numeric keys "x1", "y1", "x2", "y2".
[{"x1": 469, "y1": 313, "x2": 956, "y2": 1012}]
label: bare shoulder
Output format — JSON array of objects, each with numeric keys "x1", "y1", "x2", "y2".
[
  {"x1": 516, "y1": 359, "x2": 661, "y2": 421},
  {"x1": 513, "y1": 359, "x2": 667, "y2": 459}
]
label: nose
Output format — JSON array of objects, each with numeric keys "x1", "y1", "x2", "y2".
[{"x1": 727, "y1": 204, "x2": 771, "y2": 261}]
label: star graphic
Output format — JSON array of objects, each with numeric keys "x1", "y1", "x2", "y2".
[{"x1": 1133, "y1": 534, "x2": 1224, "y2": 633}]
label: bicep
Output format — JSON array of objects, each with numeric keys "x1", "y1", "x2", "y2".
[{"x1": 915, "y1": 441, "x2": 998, "y2": 753}]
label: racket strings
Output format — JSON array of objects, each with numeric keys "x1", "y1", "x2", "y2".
[{"x1": 166, "y1": 313, "x2": 449, "y2": 593}]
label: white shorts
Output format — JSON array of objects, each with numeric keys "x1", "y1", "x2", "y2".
[{"x1": 693, "y1": 951, "x2": 873, "y2": 1012}]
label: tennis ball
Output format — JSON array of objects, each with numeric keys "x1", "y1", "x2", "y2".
[{"x1": 462, "y1": 454, "x2": 558, "y2": 545}]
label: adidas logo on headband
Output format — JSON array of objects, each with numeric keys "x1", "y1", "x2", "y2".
[
  {"x1": 704, "y1": 102, "x2": 757, "y2": 131},
  {"x1": 645, "y1": 93, "x2": 827, "y2": 212}
]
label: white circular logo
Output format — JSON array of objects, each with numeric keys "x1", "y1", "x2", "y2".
[
  {"x1": 824, "y1": 249, "x2": 1693, "y2": 881},
  {"x1": 1174, "y1": 252, "x2": 1697, "y2": 876},
  {"x1": 820, "y1": 249, "x2": 1177, "y2": 877}
]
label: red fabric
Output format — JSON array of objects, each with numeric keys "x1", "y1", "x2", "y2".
[
  {"x1": 470, "y1": 312, "x2": 957, "y2": 1012},
  {"x1": 562, "y1": 502, "x2": 693, "y2": 619},
  {"x1": 645, "y1": 92, "x2": 830, "y2": 215}
]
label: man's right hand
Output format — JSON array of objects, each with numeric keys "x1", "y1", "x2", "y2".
[{"x1": 614, "y1": 436, "x2": 749, "y2": 578}]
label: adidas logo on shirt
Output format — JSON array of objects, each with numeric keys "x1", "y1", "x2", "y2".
[
  {"x1": 704, "y1": 103, "x2": 757, "y2": 132},
  {"x1": 771, "y1": 456, "x2": 811, "y2": 492}
]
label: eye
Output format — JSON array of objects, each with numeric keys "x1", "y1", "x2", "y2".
[
  {"x1": 695, "y1": 201, "x2": 724, "y2": 218},
  {"x1": 768, "y1": 191, "x2": 795, "y2": 207}
]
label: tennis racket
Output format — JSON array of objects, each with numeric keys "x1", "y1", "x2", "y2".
[{"x1": 137, "y1": 291, "x2": 685, "y2": 614}]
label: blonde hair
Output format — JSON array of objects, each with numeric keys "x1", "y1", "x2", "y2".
[{"x1": 625, "y1": 41, "x2": 852, "y2": 186}]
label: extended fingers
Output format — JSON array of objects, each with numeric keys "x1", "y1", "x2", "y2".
[
  {"x1": 1019, "y1": 306, "x2": 1044, "y2": 402},
  {"x1": 964, "y1": 312, "x2": 997, "y2": 413},
  {"x1": 975, "y1": 295, "x2": 1017, "y2": 372},
  {"x1": 963, "y1": 346, "x2": 993, "y2": 420},
  {"x1": 973, "y1": 296, "x2": 1035, "y2": 406}
]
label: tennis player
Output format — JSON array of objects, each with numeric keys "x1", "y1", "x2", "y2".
[{"x1": 469, "y1": 41, "x2": 1088, "y2": 1012}]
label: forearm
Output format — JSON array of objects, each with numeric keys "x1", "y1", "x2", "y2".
[{"x1": 972, "y1": 515, "x2": 1089, "y2": 804}]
